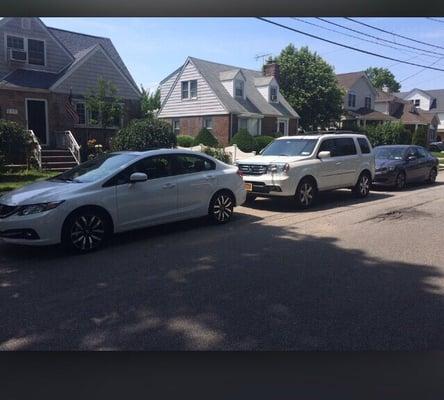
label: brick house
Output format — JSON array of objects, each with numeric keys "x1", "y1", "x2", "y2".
[
  {"x1": 158, "y1": 57, "x2": 300, "y2": 145},
  {"x1": 0, "y1": 17, "x2": 140, "y2": 162}
]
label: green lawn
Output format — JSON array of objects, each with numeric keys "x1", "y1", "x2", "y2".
[{"x1": 0, "y1": 169, "x2": 58, "y2": 193}]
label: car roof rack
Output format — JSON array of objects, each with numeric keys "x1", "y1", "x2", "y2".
[{"x1": 301, "y1": 130, "x2": 359, "y2": 135}]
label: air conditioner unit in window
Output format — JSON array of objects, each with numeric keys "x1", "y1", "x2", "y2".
[{"x1": 8, "y1": 48, "x2": 27, "y2": 62}]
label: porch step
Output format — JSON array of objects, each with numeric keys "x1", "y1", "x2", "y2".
[{"x1": 41, "y1": 149, "x2": 78, "y2": 172}]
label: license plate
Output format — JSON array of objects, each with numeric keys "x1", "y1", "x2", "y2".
[{"x1": 244, "y1": 182, "x2": 253, "y2": 191}]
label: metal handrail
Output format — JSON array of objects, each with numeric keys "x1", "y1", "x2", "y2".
[
  {"x1": 27, "y1": 130, "x2": 42, "y2": 169},
  {"x1": 55, "y1": 130, "x2": 81, "y2": 164}
]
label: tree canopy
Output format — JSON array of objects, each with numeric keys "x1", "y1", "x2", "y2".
[
  {"x1": 365, "y1": 67, "x2": 401, "y2": 93},
  {"x1": 141, "y1": 86, "x2": 161, "y2": 117},
  {"x1": 276, "y1": 45, "x2": 344, "y2": 130}
]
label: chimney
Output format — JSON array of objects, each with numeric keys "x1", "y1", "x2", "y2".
[
  {"x1": 382, "y1": 84, "x2": 389, "y2": 93},
  {"x1": 263, "y1": 62, "x2": 280, "y2": 84}
]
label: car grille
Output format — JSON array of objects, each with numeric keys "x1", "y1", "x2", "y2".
[
  {"x1": 0, "y1": 204, "x2": 18, "y2": 218},
  {"x1": 238, "y1": 164, "x2": 268, "y2": 176}
]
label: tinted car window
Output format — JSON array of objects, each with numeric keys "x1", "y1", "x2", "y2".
[
  {"x1": 335, "y1": 138, "x2": 357, "y2": 156},
  {"x1": 357, "y1": 138, "x2": 371, "y2": 154},
  {"x1": 318, "y1": 139, "x2": 336, "y2": 156},
  {"x1": 174, "y1": 154, "x2": 215, "y2": 175},
  {"x1": 406, "y1": 147, "x2": 417, "y2": 159},
  {"x1": 416, "y1": 147, "x2": 428, "y2": 158}
]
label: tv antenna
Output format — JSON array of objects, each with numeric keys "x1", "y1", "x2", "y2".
[{"x1": 255, "y1": 53, "x2": 272, "y2": 65}]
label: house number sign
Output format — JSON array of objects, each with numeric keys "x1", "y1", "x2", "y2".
[{"x1": 6, "y1": 108, "x2": 18, "y2": 115}]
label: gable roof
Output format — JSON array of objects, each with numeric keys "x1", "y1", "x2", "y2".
[
  {"x1": 336, "y1": 71, "x2": 367, "y2": 90},
  {"x1": 397, "y1": 88, "x2": 444, "y2": 112},
  {"x1": 162, "y1": 57, "x2": 299, "y2": 118},
  {"x1": 47, "y1": 27, "x2": 139, "y2": 91},
  {"x1": 375, "y1": 89, "x2": 408, "y2": 104}
]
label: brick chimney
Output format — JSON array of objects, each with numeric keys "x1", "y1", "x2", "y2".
[{"x1": 263, "y1": 62, "x2": 280, "y2": 84}]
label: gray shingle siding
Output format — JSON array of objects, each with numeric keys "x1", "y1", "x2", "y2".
[{"x1": 52, "y1": 47, "x2": 140, "y2": 99}]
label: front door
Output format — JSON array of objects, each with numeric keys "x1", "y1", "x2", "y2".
[{"x1": 26, "y1": 99, "x2": 47, "y2": 145}]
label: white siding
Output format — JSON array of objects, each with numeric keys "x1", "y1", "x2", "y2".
[
  {"x1": 403, "y1": 90, "x2": 432, "y2": 111},
  {"x1": 343, "y1": 77, "x2": 375, "y2": 110},
  {"x1": 374, "y1": 102, "x2": 388, "y2": 114},
  {"x1": 52, "y1": 48, "x2": 140, "y2": 99},
  {"x1": 160, "y1": 71, "x2": 178, "y2": 104},
  {"x1": 256, "y1": 77, "x2": 279, "y2": 103},
  {"x1": 438, "y1": 112, "x2": 444, "y2": 131},
  {"x1": 0, "y1": 17, "x2": 72, "y2": 78},
  {"x1": 159, "y1": 60, "x2": 226, "y2": 118},
  {"x1": 221, "y1": 79, "x2": 234, "y2": 97}
]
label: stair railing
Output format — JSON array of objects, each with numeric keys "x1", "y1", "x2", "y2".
[
  {"x1": 55, "y1": 131, "x2": 81, "y2": 165},
  {"x1": 28, "y1": 130, "x2": 42, "y2": 169}
]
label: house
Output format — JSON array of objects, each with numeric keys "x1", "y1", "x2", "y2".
[
  {"x1": 0, "y1": 17, "x2": 140, "y2": 159},
  {"x1": 375, "y1": 89, "x2": 439, "y2": 142},
  {"x1": 158, "y1": 57, "x2": 300, "y2": 145},
  {"x1": 395, "y1": 88, "x2": 444, "y2": 141},
  {"x1": 336, "y1": 71, "x2": 395, "y2": 129}
]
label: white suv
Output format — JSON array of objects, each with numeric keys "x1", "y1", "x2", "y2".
[{"x1": 237, "y1": 132, "x2": 375, "y2": 208}]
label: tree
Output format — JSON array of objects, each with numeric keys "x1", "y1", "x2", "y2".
[
  {"x1": 276, "y1": 45, "x2": 344, "y2": 130},
  {"x1": 411, "y1": 125, "x2": 428, "y2": 147},
  {"x1": 86, "y1": 79, "x2": 123, "y2": 129},
  {"x1": 365, "y1": 67, "x2": 401, "y2": 93},
  {"x1": 141, "y1": 85, "x2": 161, "y2": 117}
]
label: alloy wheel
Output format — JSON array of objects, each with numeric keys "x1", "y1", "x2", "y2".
[
  {"x1": 299, "y1": 182, "x2": 314, "y2": 207},
  {"x1": 396, "y1": 172, "x2": 406, "y2": 189},
  {"x1": 429, "y1": 168, "x2": 437, "y2": 183},
  {"x1": 212, "y1": 194, "x2": 233, "y2": 223},
  {"x1": 70, "y1": 214, "x2": 105, "y2": 251},
  {"x1": 359, "y1": 174, "x2": 370, "y2": 196}
]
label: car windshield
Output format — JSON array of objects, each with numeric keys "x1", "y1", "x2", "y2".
[
  {"x1": 50, "y1": 153, "x2": 138, "y2": 183},
  {"x1": 374, "y1": 147, "x2": 406, "y2": 160},
  {"x1": 261, "y1": 138, "x2": 318, "y2": 157}
]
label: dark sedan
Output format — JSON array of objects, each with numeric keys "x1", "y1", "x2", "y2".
[{"x1": 373, "y1": 145, "x2": 439, "y2": 189}]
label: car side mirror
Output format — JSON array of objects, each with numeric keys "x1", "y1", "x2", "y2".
[
  {"x1": 318, "y1": 151, "x2": 331, "y2": 159},
  {"x1": 407, "y1": 155, "x2": 417, "y2": 161},
  {"x1": 129, "y1": 172, "x2": 148, "y2": 183}
]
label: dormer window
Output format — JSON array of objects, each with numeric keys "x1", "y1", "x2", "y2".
[
  {"x1": 348, "y1": 92, "x2": 356, "y2": 108},
  {"x1": 414, "y1": 99, "x2": 420, "y2": 107},
  {"x1": 235, "y1": 79, "x2": 244, "y2": 98},
  {"x1": 7, "y1": 35, "x2": 24, "y2": 50},
  {"x1": 181, "y1": 80, "x2": 197, "y2": 100},
  {"x1": 270, "y1": 86, "x2": 278, "y2": 102},
  {"x1": 6, "y1": 35, "x2": 45, "y2": 66}
]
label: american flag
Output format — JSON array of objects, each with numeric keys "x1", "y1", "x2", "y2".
[{"x1": 65, "y1": 90, "x2": 79, "y2": 123}]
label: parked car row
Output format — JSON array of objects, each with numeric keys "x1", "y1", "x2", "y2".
[{"x1": 0, "y1": 132, "x2": 439, "y2": 253}]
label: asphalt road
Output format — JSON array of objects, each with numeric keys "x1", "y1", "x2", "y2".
[{"x1": 1, "y1": 176, "x2": 444, "y2": 350}]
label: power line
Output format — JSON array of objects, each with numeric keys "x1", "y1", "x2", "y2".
[
  {"x1": 427, "y1": 17, "x2": 444, "y2": 24},
  {"x1": 345, "y1": 17, "x2": 444, "y2": 51},
  {"x1": 317, "y1": 17, "x2": 444, "y2": 58},
  {"x1": 400, "y1": 56, "x2": 444, "y2": 83},
  {"x1": 255, "y1": 17, "x2": 444, "y2": 72},
  {"x1": 292, "y1": 17, "x2": 441, "y2": 60}
]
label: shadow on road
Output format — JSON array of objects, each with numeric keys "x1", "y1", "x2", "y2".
[
  {"x1": 371, "y1": 180, "x2": 444, "y2": 193},
  {"x1": 1, "y1": 210, "x2": 443, "y2": 351},
  {"x1": 244, "y1": 189, "x2": 393, "y2": 213}
]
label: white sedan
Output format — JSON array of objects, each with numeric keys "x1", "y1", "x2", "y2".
[{"x1": 0, "y1": 149, "x2": 246, "y2": 253}]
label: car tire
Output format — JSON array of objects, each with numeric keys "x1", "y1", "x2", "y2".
[
  {"x1": 427, "y1": 167, "x2": 437, "y2": 184},
  {"x1": 295, "y1": 178, "x2": 317, "y2": 209},
  {"x1": 62, "y1": 208, "x2": 111, "y2": 253},
  {"x1": 245, "y1": 194, "x2": 257, "y2": 203},
  {"x1": 352, "y1": 171, "x2": 371, "y2": 198},
  {"x1": 395, "y1": 171, "x2": 406, "y2": 190},
  {"x1": 209, "y1": 191, "x2": 235, "y2": 224}
]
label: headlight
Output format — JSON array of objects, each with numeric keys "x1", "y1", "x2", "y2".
[
  {"x1": 269, "y1": 163, "x2": 290, "y2": 174},
  {"x1": 387, "y1": 166, "x2": 396, "y2": 172},
  {"x1": 17, "y1": 201, "x2": 64, "y2": 216}
]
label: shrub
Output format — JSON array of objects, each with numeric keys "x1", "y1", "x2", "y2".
[
  {"x1": 193, "y1": 128, "x2": 219, "y2": 147},
  {"x1": 202, "y1": 147, "x2": 231, "y2": 164},
  {"x1": 230, "y1": 129, "x2": 258, "y2": 153},
  {"x1": 360, "y1": 122, "x2": 411, "y2": 147},
  {"x1": 255, "y1": 135, "x2": 275, "y2": 152},
  {"x1": 0, "y1": 152, "x2": 6, "y2": 173},
  {"x1": 411, "y1": 125, "x2": 428, "y2": 147},
  {"x1": 0, "y1": 120, "x2": 32, "y2": 165},
  {"x1": 176, "y1": 135, "x2": 195, "y2": 147},
  {"x1": 111, "y1": 116, "x2": 176, "y2": 151}
]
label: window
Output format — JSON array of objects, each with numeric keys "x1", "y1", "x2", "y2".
[
  {"x1": 174, "y1": 154, "x2": 215, "y2": 175},
  {"x1": 277, "y1": 119, "x2": 288, "y2": 136},
  {"x1": 203, "y1": 117, "x2": 212, "y2": 130},
  {"x1": 75, "y1": 103, "x2": 86, "y2": 125},
  {"x1": 88, "y1": 109, "x2": 100, "y2": 126},
  {"x1": 7, "y1": 35, "x2": 24, "y2": 50},
  {"x1": 348, "y1": 92, "x2": 356, "y2": 108},
  {"x1": 173, "y1": 119, "x2": 180, "y2": 134},
  {"x1": 239, "y1": 118, "x2": 248, "y2": 130},
  {"x1": 181, "y1": 80, "x2": 197, "y2": 99},
  {"x1": 235, "y1": 80, "x2": 244, "y2": 97},
  {"x1": 28, "y1": 39, "x2": 45, "y2": 65},
  {"x1": 357, "y1": 137, "x2": 371, "y2": 154},
  {"x1": 270, "y1": 86, "x2": 278, "y2": 102},
  {"x1": 414, "y1": 99, "x2": 420, "y2": 107},
  {"x1": 335, "y1": 138, "x2": 357, "y2": 156},
  {"x1": 416, "y1": 147, "x2": 427, "y2": 158},
  {"x1": 318, "y1": 139, "x2": 336, "y2": 156},
  {"x1": 364, "y1": 96, "x2": 371, "y2": 109}
]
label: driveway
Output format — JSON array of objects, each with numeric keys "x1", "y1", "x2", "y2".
[{"x1": 1, "y1": 177, "x2": 444, "y2": 350}]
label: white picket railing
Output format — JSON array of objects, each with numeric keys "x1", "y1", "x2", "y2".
[
  {"x1": 27, "y1": 130, "x2": 42, "y2": 169},
  {"x1": 55, "y1": 130, "x2": 81, "y2": 164},
  {"x1": 177, "y1": 143, "x2": 255, "y2": 164}
]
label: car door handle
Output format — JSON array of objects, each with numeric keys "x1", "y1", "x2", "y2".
[
  {"x1": 335, "y1": 162, "x2": 342, "y2": 165},
  {"x1": 162, "y1": 183, "x2": 176, "y2": 189},
  {"x1": 205, "y1": 175, "x2": 216, "y2": 180}
]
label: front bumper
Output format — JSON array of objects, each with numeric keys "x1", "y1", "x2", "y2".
[
  {"x1": 0, "y1": 206, "x2": 64, "y2": 246},
  {"x1": 372, "y1": 170, "x2": 397, "y2": 186},
  {"x1": 244, "y1": 174, "x2": 294, "y2": 197}
]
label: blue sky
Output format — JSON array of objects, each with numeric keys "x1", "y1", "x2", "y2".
[{"x1": 41, "y1": 17, "x2": 444, "y2": 93}]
